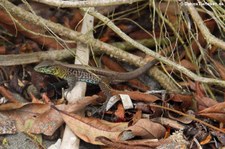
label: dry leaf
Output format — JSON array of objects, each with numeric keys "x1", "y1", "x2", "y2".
[
  {"x1": 97, "y1": 130, "x2": 188, "y2": 148},
  {"x1": 96, "y1": 136, "x2": 152, "y2": 149},
  {"x1": 170, "y1": 93, "x2": 193, "y2": 110},
  {"x1": 29, "y1": 95, "x2": 99, "y2": 135},
  {"x1": 213, "y1": 60, "x2": 225, "y2": 80},
  {"x1": 180, "y1": 59, "x2": 197, "y2": 71},
  {"x1": 151, "y1": 117, "x2": 185, "y2": 130},
  {"x1": 111, "y1": 90, "x2": 159, "y2": 102},
  {"x1": 0, "y1": 103, "x2": 51, "y2": 132},
  {"x1": 198, "y1": 102, "x2": 225, "y2": 123},
  {"x1": 123, "y1": 119, "x2": 166, "y2": 139},
  {"x1": 0, "y1": 98, "x2": 98, "y2": 136},
  {"x1": 59, "y1": 109, "x2": 128, "y2": 145},
  {"x1": 115, "y1": 103, "x2": 125, "y2": 122},
  {"x1": 194, "y1": 82, "x2": 218, "y2": 110},
  {"x1": 168, "y1": 110, "x2": 194, "y2": 124},
  {"x1": 200, "y1": 134, "x2": 212, "y2": 145},
  {"x1": 0, "y1": 102, "x2": 25, "y2": 111}
]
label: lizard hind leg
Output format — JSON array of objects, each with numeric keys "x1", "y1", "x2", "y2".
[{"x1": 95, "y1": 79, "x2": 115, "y2": 118}]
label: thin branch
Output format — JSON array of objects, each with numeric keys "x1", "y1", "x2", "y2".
[
  {"x1": 0, "y1": 49, "x2": 74, "y2": 66},
  {"x1": 0, "y1": 37, "x2": 175, "y2": 66},
  {"x1": 185, "y1": 2, "x2": 225, "y2": 50},
  {"x1": 31, "y1": 0, "x2": 143, "y2": 8}
]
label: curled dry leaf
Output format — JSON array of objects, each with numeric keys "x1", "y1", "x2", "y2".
[
  {"x1": 96, "y1": 136, "x2": 153, "y2": 149},
  {"x1": 0, "y1": 95, "x2": 98, "y2": 135},
  {"x1": 97, "y1": 130, "x2": 188, "y2": 148},
  {"x1": 0, "y1": 95, "x2": 100, "y2": 136},
  {"x1": 114, "y1": 103, "x2": 125, "y2": 122},
  {"x1": 0, "y1": 102, "x2": 25, "y2": 111},
  {"x1": 0, "y1": 103, "x2": 51, "y2": 133},
  {"x1": 59, "y1": 109, "x2": 128, "y2": 145},
  {"x1": 169, "y1": 93, "x2": 193, "y2": 110},
  {"x1": 213, "y1": 60, "x2": 225, "y2": 101},
  {"x1": 151, "y1": 117, "x2": 185, "y2": 130},
  {"x1": 111, "y1": 90, "x2": 159, "y2": 102},
  {"x1": 213, "y1": 60, "x2": 225, "y2": 80},
  {"x1": 0, "y1": 86, "x2": 19, "y2": 103},
  {"x1": 0, "y1": 46, "x2": 6, "y2": 54},
  {"x1": 168, "y1": 110, "x2": 195, "y2": 124},
  {"x1": 122, "y1": 119, "x2": 166, "y2": 139},
  {"x1": 198, "y1": 102, "x2": 225, "y2": 123},
  {"x1": 29, "y1": 95, "x2": 99, "y2": 136},
  {"x1": 179, "y1": 59, "x2": 197, "y2": 71},
  {"x1": 194, "y1": 82, "x2": 218, "y2": 110}
]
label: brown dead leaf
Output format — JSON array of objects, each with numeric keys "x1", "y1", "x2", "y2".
[
  {"x1": 28, "y1": 104, "x2": 63, "y2": 135},
  {"x1": 131, "y1": 110, "x2": 142, "y2": 125},
  {"x1": 29, "y1": 95, "x2": 99, "y2": 136},
  {"x1": 198, "y1": 102, "x2": 225, "y2": 123},
  {"x1": 213, "y1": 61, "x2": 225, "y2": 101},
  {"x1": 0, "y1": 95, "x2": 100, "y2": 136},
  {"x1": 213, "y1": 60, "x2": 225, "y2": 101},
  {"x1": 180, "y1": 59, "x2": 197, "y2": 71},
  {"x1": 96, "y1": 136, "x2": 152, "y2": 149},
  {"x1": 168, "y1": 110, "x2": 194, "y2": 124},
  {"x1": 123, "y1": 119, "x2": 166, "y2": 139},
  {"x1": 0, "y1": 102, "x2": 26, "y2": 111},
  {"x1": 59, "y1": 108, "x2": 128, "y2": 145},
  {"x1": 115, "y1": 103, "x2": 125, "y2": 122},
  {"x1": 213, "y1": 60, "x2": 225, "y2": 80},
  {"x1": 151, "y1": 117, "x2": 185, "y2": 130},
  {"x1": 111, "y1": 90, "x2": 159, "y2": 102},
  {"x1": 0, "y1": 103, "x2": 51, "y2": 132},
  {"x1": 0, "y1": 86, "x2": 20, "y2": 103},
  {"x1": 97, "y1": 129, "x2": 188, "y2": 148},
  {"x1": 170, "y1": 93, "x2": 193, "y2": 110},
  {"x1": 194, "y1": 82, "x2": 218, "y2": 110},
  {"x1": 0, "y1": 46, "x2": 6, "y2": 54},
  {"x1": 200, "y1": 134, "x2": 212, "y2": 145}
]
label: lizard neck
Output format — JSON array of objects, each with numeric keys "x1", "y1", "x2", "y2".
[{"x1": 53, "y1": 65, "x2": 68, "y2": 79}]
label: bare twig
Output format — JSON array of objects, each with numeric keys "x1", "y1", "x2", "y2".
[
  {"x1": 0, "y1": 37, "x2": 174, "y2": 66},
  {"x1": 185, "y1": 2, "x2": 225, "y2": 50},
  {"x1": 0, "y1": 49, "x2": 74, "y2": 66},
  {"x1": 31, "y1": 0, "x2": 143, "y2": 8}
]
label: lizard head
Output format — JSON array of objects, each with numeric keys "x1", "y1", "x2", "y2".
[{"x1": 34, "y1": 60, "x2": 64, "y2": 78}]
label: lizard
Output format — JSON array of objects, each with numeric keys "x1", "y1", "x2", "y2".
[
  {"x1": 34, "y1": 59, "x2": 158, "y2": 112},
  {"x1": 34, "y1": 59, "x2": 158, "y2": 85}
]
